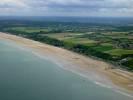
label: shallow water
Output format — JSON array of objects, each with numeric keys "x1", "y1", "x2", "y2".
[{"x1": 0, "y1": 39, "x2": 132, "y2": 100}]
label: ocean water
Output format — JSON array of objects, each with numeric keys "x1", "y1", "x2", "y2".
[{"x1": 0, "y1": 39, "x2": 132, "y2": 100}]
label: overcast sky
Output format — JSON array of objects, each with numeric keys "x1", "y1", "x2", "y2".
[{"x1": 0, "y1": 0, "x2": 133, "y2": 17}]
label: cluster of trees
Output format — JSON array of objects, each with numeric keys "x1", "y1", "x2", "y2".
[
  {"x1": 121, "y1": 59, "x2": 133, "y2": 70},
  {"x1": 113, "y1": 38, "x2": 133, "y2": 49}
]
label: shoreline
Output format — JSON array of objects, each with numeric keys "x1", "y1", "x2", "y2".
[{"x1": 0, "y1": 32, "x2": 133, "y2": 96}]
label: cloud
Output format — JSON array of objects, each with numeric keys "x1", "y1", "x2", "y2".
[
  {"x1": 0, "y1": 0, "x2": 133, "y2": 16},
  {"x1": 0, "y1": 0, "x2": 28, "y2": 8}
]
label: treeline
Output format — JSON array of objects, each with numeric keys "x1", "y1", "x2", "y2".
[{"x1": 4, "y1": 30, "x2": 115, "y2": 60}]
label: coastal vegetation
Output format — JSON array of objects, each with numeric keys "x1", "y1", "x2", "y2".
[{"x1": 0, "y1": 20, "x2": 133, "y2": 71}]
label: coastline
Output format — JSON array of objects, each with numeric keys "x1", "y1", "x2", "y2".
[{"x1": 0, "y1": 32, "x2": 133, "y2": 96}]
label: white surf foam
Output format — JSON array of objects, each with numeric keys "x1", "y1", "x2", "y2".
[
  {"x1": 94, "y1": 81, "x2": 112, "y2": 89},
  {"x1": 115, "y1": 90, "x2": 133, "y2": 98}
]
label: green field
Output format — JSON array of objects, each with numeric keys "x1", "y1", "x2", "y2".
[{"x1": 106, "y1": 49, "x2": 133, "y2": 56}]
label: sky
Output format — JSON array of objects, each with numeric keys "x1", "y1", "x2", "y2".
[{"x1": 0, "y1": 0, "x2": 133, "y2": 17}]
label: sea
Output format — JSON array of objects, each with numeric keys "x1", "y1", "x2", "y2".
[{"x1": 0, "y1": 39, "x2": 132, "y2": 100}]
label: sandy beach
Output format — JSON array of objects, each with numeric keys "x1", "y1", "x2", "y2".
[{"x1": 0, "y1": 32, "x2": 133, "y2": 96}]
